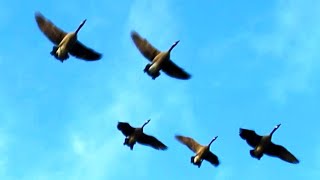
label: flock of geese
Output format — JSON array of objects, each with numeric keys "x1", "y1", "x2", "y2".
[{"x1": 34, "y1": 11, "x2": 299, "y2": 171}]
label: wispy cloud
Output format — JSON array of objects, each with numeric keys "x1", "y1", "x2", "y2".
[
  {"x1": 30, "y1": 0, "x2": 196, "y2": 179},
  {"x1": 250, "y1": 0, "x2": 320, "y2": 104}
]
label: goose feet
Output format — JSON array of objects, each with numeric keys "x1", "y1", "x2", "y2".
[
  {"x1": 250, "y1": 150, "x2": 263, "y2": 160},
  {"x1": 190, "y1": 156, "x2": 195, "y2": 164},
  {"x1": 151, "y1": 71, "x2": 160, "y2": 80},
  {"x1": 143, "y1": 64, "x2": 160, "y2": 79},
  {"x1": 143, "y1": 64, "x2": 151, "y2": 73},
  {"x1": 191, "y1": 156, "x2": 202, "y2": 168},
  {"x1": 50, "y1": 46, "x2": 68, "y2": 62},
  {"x1": 123, "y1": 138, "x2": 128, "y2": 145},
  {"x1": 123, "y1": 138, "x2": 134, "y2": 150},
  {"x1": 50, "y1": 46, "x2": 58, "y2": 56}
]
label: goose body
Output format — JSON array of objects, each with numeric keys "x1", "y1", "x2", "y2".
[
  {"x1": 117, "y1": 119, "x2": 167, "y2": 151},
  {"x1": 35, "y1": 12, "x2": 102, "y2": 62},
  {"x1": 55, "y1": 32, "x2": 77, "y2": 60},
  {"x1": 131, "y1": 31, "x2": 191, "y2": 80},
  {"x1": 239, "y1": 124, "x2": 299, "y2": 164},
  {"x1": 175, "y1": 135, "x2": 219, "y2": 168}
]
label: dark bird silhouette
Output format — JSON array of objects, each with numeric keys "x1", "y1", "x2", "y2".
[
  {"x1": 239, "y1": 124, "x2": 299, "y2": 164},
  {"x1": 131, "y1": 30, "x2": 191, "y2": 80},
  {"x1": 175, "y1": 135, "x2": 220, "y2": 168},
  {"x1": 35, "y1": 12, "x2": 102, "y2": 62},
  {"x1": 117, "y1": 119, "x2": 168, "y2": 150}
]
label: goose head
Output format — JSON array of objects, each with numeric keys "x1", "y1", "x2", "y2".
[
  {"x1": 168, "y1": 40, "x2": 180, "y2": 53},
  {"x1": 75, "y1": 19, "x2": 87, "y2": 34},
  {"x1": 270, "y1": 123, "x2": 281, "y2": 136},
  {"x1": 141, "y1": 119, "x2": 151, "y2": 129},
  {"x1": 208, "y1": 136, "x2": 218, "y2": 147}
]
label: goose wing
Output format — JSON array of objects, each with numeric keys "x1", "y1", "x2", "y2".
[
  {"x1": 131, "y1": 31, "x2": 161, "y2": 61},
  {"x1": 117, "y1": 122, "x2": 135, "y2": 137},
  {"x1": 161, "y1": 60, "x2": 191, "y2": 80},
  {"x1": 35, "y1": 12, "x2": 67, "y2": 45},
  {"x1": 264, "y1": 142, "x2": 299, "y2": 164},
  {"x1": 69, "y1": 41, "x2": 102, "y2": 61},
  {"x1": 239, "y1": 128, "x2": 262, "y2": 148},
  {"x1": 175, "y1": 135, "x2": 202, "y2": 153},
  {"x1": 203, "y1": 151, "x2": 220, "y2": 166},
  {"x1": 137, "y1": 133, "x2": 168, "y2": 150}
]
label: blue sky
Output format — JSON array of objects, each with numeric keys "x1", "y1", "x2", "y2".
[{"x1": 0, "y1": 0, "x2": 319, "y2": 179}]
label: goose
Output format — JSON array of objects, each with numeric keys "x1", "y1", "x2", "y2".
[
  {"x1": 130, "y1": 30, "x2": 191, "y2": 80},
  {"x1": 175, "y1": 135, "x2": 220, "y2": 168},
  {"x1": 35, "y1": 12, "x2": 102, "y2": 62},
  {"x1": 117, "y1": 119, "x2": 167, "y2": 150},
  {"x1": 239, "y1": 124, "x2": 299, "y2": 164}
]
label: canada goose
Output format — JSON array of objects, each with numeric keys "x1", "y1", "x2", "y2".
[
  {"x1": 35, "y1": 12, "x2": 102, "y2": 62},
  {"x1": 239, "y1": 124, "x2": 299, "y2": 164},
  {"x1": 130, "y1": 31, "x2": 191, "y2": 80},
  {"x1": 117, "y1": 119, "x2": 168, "y2": 150},
  {"x1": 175, "y1": 135, "x2": 220, "y2": 168}
]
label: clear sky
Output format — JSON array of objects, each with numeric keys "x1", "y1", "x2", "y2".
[{"x1": 0, "y1": 0, "x2": 319, "y2": 179}]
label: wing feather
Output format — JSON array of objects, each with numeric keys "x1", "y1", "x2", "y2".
[
  {"x1": 131, "y1": 31, "x2": 160, "y2": 61},
  {"x1": 117, "y1": 122, "x2": 135, "y2": 137},
  {"x1": 137, "y1": 133, "x2": 168, "y2": 150},
  {"x1": 239, "y1": 128, "x2": 262, "y2": 148},
  {"x1": 162, "y1": 60, "x2": 191, "y2": 79},
  {"x1": 35, "y1": 12, "x2": 66, "y2": 45},
  {"x1": 265, "y1": 143, "x2": 299, "y2": 164},
  {"x1": 175, "y1": 135, "x2": 202, "y2": 153},
  {"x1": 203, "y1": 151, "x2": 220, "y2": 166},
  {"x1": 69, "y1": 41, "x2": 102, "y2": 61}
]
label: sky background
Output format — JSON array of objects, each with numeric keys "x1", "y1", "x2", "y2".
[{"x1": 0, "y1": 0, "x2": 319, "y2": 179}]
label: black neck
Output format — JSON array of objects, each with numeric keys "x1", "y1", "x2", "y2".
[
  {"x1": 208, "y1": 136, "x2": 218, "y2": 147},
  {"x1": 168, "y1": 41, "x2": 179, "y2": 53},
  {"x1": 142, "y1": 119, "x2": 151, "y2": 128},
  {"x1": 75, "y1": 20, "x2": 86, "y2": 34}
]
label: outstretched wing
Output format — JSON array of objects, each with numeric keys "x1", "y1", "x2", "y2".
[
  {"x1": 131, "y1": 31, "x2": 161, "y2": 61},
  {"x1": 117, "y1": 122, "x2": 135, "y2": 137},
  {"x1": 137, "y1": 133, "x2": 168, "y2": 150},
  {"x1": 69, "y1": 41, "x2": 102, "y2": 61},
  {"x1": 239, "y1": 128, "x2": 262, "y2": 148},
  {"x1": 35, "y1": 12, "x2": 66, "y2": 45},
  {"x1": 161, "y1": 60, "x2": 191, "y2": 80},
  {"x1": 203, "y1": 151, "x2": 220, "y2": 166},
  {"x1": 264, "y1": 143, "x2": 300, "y2": 164},
  {"x1": 175, "y1": 135, "x2": 202, "y2": 153}
]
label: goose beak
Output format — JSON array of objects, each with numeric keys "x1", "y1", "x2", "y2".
[
  {"x1": 275, "y1": 124, "x2": 281, "y2": 128},
  {"x1": 214, "y1": 136, "x2": 218, "y2": 140},
  {"x1": 175, "y1": 40, "x2": 180, "y2": 45},
  {"x1": 82, "y1": 19, "x2": 87, "y2": 25}
]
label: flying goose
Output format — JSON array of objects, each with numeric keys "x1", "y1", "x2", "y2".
[
  {"x1": 175, "y1": 135, "x2": 220, "y2": 168},
  {"x1": 130, "y1": 30, "x2": 191, "y2": 80},
  {"x1": 239, "y1": 124, "x2": 299, "y2": 164},
  {"x1": 35, "y1": 12, "x2": 102, "y2": 62},
  {"x1": 117, "y1": 119, "x2": 168, "y2": 150}
]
